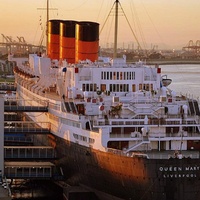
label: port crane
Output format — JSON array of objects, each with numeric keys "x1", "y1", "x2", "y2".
[
  {"x1": 0, "y1": 34, "x2": 45, "y2": 55},
  {"x1": 182, "y1": 40, "x2": 200, "y2": 53}
]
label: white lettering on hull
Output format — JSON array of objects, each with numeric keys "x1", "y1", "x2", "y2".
[{"x1": 159, "y1": 165, "x2": 200, "y2": 178}]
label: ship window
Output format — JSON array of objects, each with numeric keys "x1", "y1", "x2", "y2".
[
  {"x1": 124, "y1": 72, "x2": 126, "y2": 80},
  {"x1": 113, "y1": 84, "x2": 116, "y2": 92},
  {"x1": 104, "y1": 71, "x2": 106, "y2": 80},
  {"x1": 150, "y1": 84, "x2": 153, "y2": 91},
  {"x1": 127, "y1": 72, "x2": 130, "y2": 80},
  {"x1": 61, "y1": 118, "x2": 80, "y2": 128},
  {"x1": 110, "y1": 72, "x2": 112, "y2": 80},
  {"x1": 73, "y1": 133, "x2": 79, "y2": 139},
  {"x1": 90, "y1": 84, "x2": 93, "y2": 91},
  {"x1": 129, "y1": 72, "x2": 132, "y2": 80},
  {"x1": 101, "y1": 84, "x2": 106, "y2": 92},
  {"x1": 81, "y1": 84, "x2": 97, "y2": 92},
  {"x1": 107, "y1": 72, "x2": 109, "y2": 80},
  {"x1": 116, "y1": 84, "x2": 119, "y2": 91},
  {"x1": 82, "y1": 84, "x2": 86, "y2": 91},
  {"x1": 109, "y1": 84, "x2": 129, "y2": 92},
  {"x1": 120, "y1": 84, "x2": 123, "y2": 92},
  {"x1": 132, "y1": 84, "x2": 136, "y2": 92},
  {"x1": 117, "y1": 72, "x2": 119, "y2": 80},
  {"x1": 132, "y1": 72, "x2": 135, "y2": 79},
  {"x1": 79, "y1": 135, "x2": 87, "y2": 142},
  {"x1": 101, "y1": 72, "x2": 103, "y2": 79},
  {"x1": 120, "y1": 72, "x2": 123, "y2": 80},
  {"x1": 89, "y1": 138, "x2": 95, "y2": 144},
  {"x1": 93, "y1": 84, "x2": 97, "y2": 91},
  {"x1": 86, "y1": 84, "x2": 90, "y2": 91},
  {"x1": 124, "y1": 84, "x2": 126, "y2": 92},
  {"x1": 83, "y1": 136, "x2": 87, "y2": 142},
  {"x1": 109, "y1": 84, "x2": 112, "y2": 92},
  {"x1": 142, "y1": 84, "x2": 153, "y2": 91},
  {"x1": 124, "y1": 84, "x2": 129, "y2": 92},
  {"x1": 113, "y1": 72, "x2": 116, "y2": 80}
]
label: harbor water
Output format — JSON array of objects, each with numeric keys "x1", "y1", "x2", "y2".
[
  {"x1": 160, "y1": 64, "x2": 200, "y2": 99},
  {"x1": 10, "y1": 180, "x2": 63, "y2": 200}
]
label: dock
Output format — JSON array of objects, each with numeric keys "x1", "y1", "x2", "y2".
[
  {"x1": 0, "y1": 187, "x2": 11, "y2": 200},
  {"x1": 0, "y1": 86, "x2": 62, "y2": 198}
]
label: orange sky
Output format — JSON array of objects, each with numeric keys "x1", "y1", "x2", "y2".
[{"x1": 0, "y1": 0, "x2": 200, "y2": 50}]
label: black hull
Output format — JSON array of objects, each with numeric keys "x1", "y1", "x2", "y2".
[{"x1": 51, "y1": 136, "x2": 200, "y2": 200}]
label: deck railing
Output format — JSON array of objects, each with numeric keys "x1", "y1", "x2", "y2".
[{"x1": 107, "y1": 148, "x2": 200, "y2": 159}]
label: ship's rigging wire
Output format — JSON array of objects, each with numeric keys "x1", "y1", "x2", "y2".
[
  {"x1": 35, "y1": 0, "x2": 58, "y2": 48},
  {"x1": 106, "y1": 15, "x2": 115, "y2": 46},
  {"x1": 37, "y1": 14, "x2": 46, "y2": 50},
  {"x1": 98, "y1": 1, "x2": 115, "y2": 49},
  {"x1": 32, "y1": 21, "x2": 42, "y2": 47},
  {"x1": 100, "y1": 1, "x2": 142, "y2": 51},
  {"x1": 49, "y1": 0, "x2": 58, "y2": 18},
  {"x1": 96, "y1": 0, "x2": 112, "y2": 49},
  {"x1": 99, "y1": 1, "x2": 116, "y2": 36},
  {"x1": 118, "y1": 1, "x2": 142, "y2": 50},
  {"x1": 57, "y1": 0, "x2": 89, "y2": 12},
  {"x1": 33, "y1": 1, "x2": 47, "y2": 47},
  {"x1": 95, "y1": 0, "x2": 105, "y2": 22},
  {"x1": 129, "y1": 1, "x2": 147, "y2": 50},
  {"x1": 38, "y1": 28, "x2": 45, "y2": 49},
  {"x1": 99, "y1": 9, "x2": 115, "y2": 48},
  {"x1": 140, "y1": 0, "x2": 165, "y2": 49}
]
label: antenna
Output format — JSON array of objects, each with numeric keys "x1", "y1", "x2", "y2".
[{"x1": 37, "y1": 0, "x2": 58, "y2": 54}]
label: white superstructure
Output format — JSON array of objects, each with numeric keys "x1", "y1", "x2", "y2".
[{"x1": 11, "y1": 53, "x2": 200, "y2": 158}]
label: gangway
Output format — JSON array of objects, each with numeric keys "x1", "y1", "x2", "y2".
[
  {"x1": 4, "y1": 134, "x2": 33, "y2": 146},
  {"x1": 4, "y1": 100, "x2": 48, "y2": 112},
  {"x1": 0, "y1": 95, "x2": 64, "y2": 183},
  {"x1": 4, "y1": 104, "x2": 48, "y2": 112},
  {"x1": 0, "y1": 83, "x2": 16, "y2": 91},
  {"x1": 4, "y1": 121, "x2": 50, "y2": 134},
  {"x1": 4, "y1": 146, "x2": 56, "y2": 160},
  {"x1": 4, "y1": 161, "x2": 54, "y2": 179},
  {"x1": 4, "y1": 113, "x2": 20, "y2": 121}
]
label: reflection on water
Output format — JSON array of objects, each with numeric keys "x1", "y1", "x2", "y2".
[{"x1": 11, "y1": 180, "x2": 63, "y2": 200}]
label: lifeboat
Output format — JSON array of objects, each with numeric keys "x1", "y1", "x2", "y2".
[{"x1": 162, "y1": 75, "x2": 172, "y2": 86}]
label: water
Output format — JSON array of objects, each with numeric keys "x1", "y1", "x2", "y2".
[
  {"x1": 160, "y1": 64, "x2": 200, "y2": 99},
  {"x1": 11, "y1": 180, "x2": 63, "y2": 200}
]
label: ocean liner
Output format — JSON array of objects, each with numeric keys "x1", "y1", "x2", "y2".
[{"x1": 8, "y1": 0, "x2": 200, "y2": 200}]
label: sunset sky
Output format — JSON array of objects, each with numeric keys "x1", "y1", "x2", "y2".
[{"x1": 0, "y1": 0, "x2": 200, "y2": 50}]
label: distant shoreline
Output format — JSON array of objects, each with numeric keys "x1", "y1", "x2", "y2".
[
  {"x1": 145, "y1": 59, "x2": 200, "y2": 65},
  {"x1": 1, "y1": 57, "x2": 200, "y2": 66}
]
